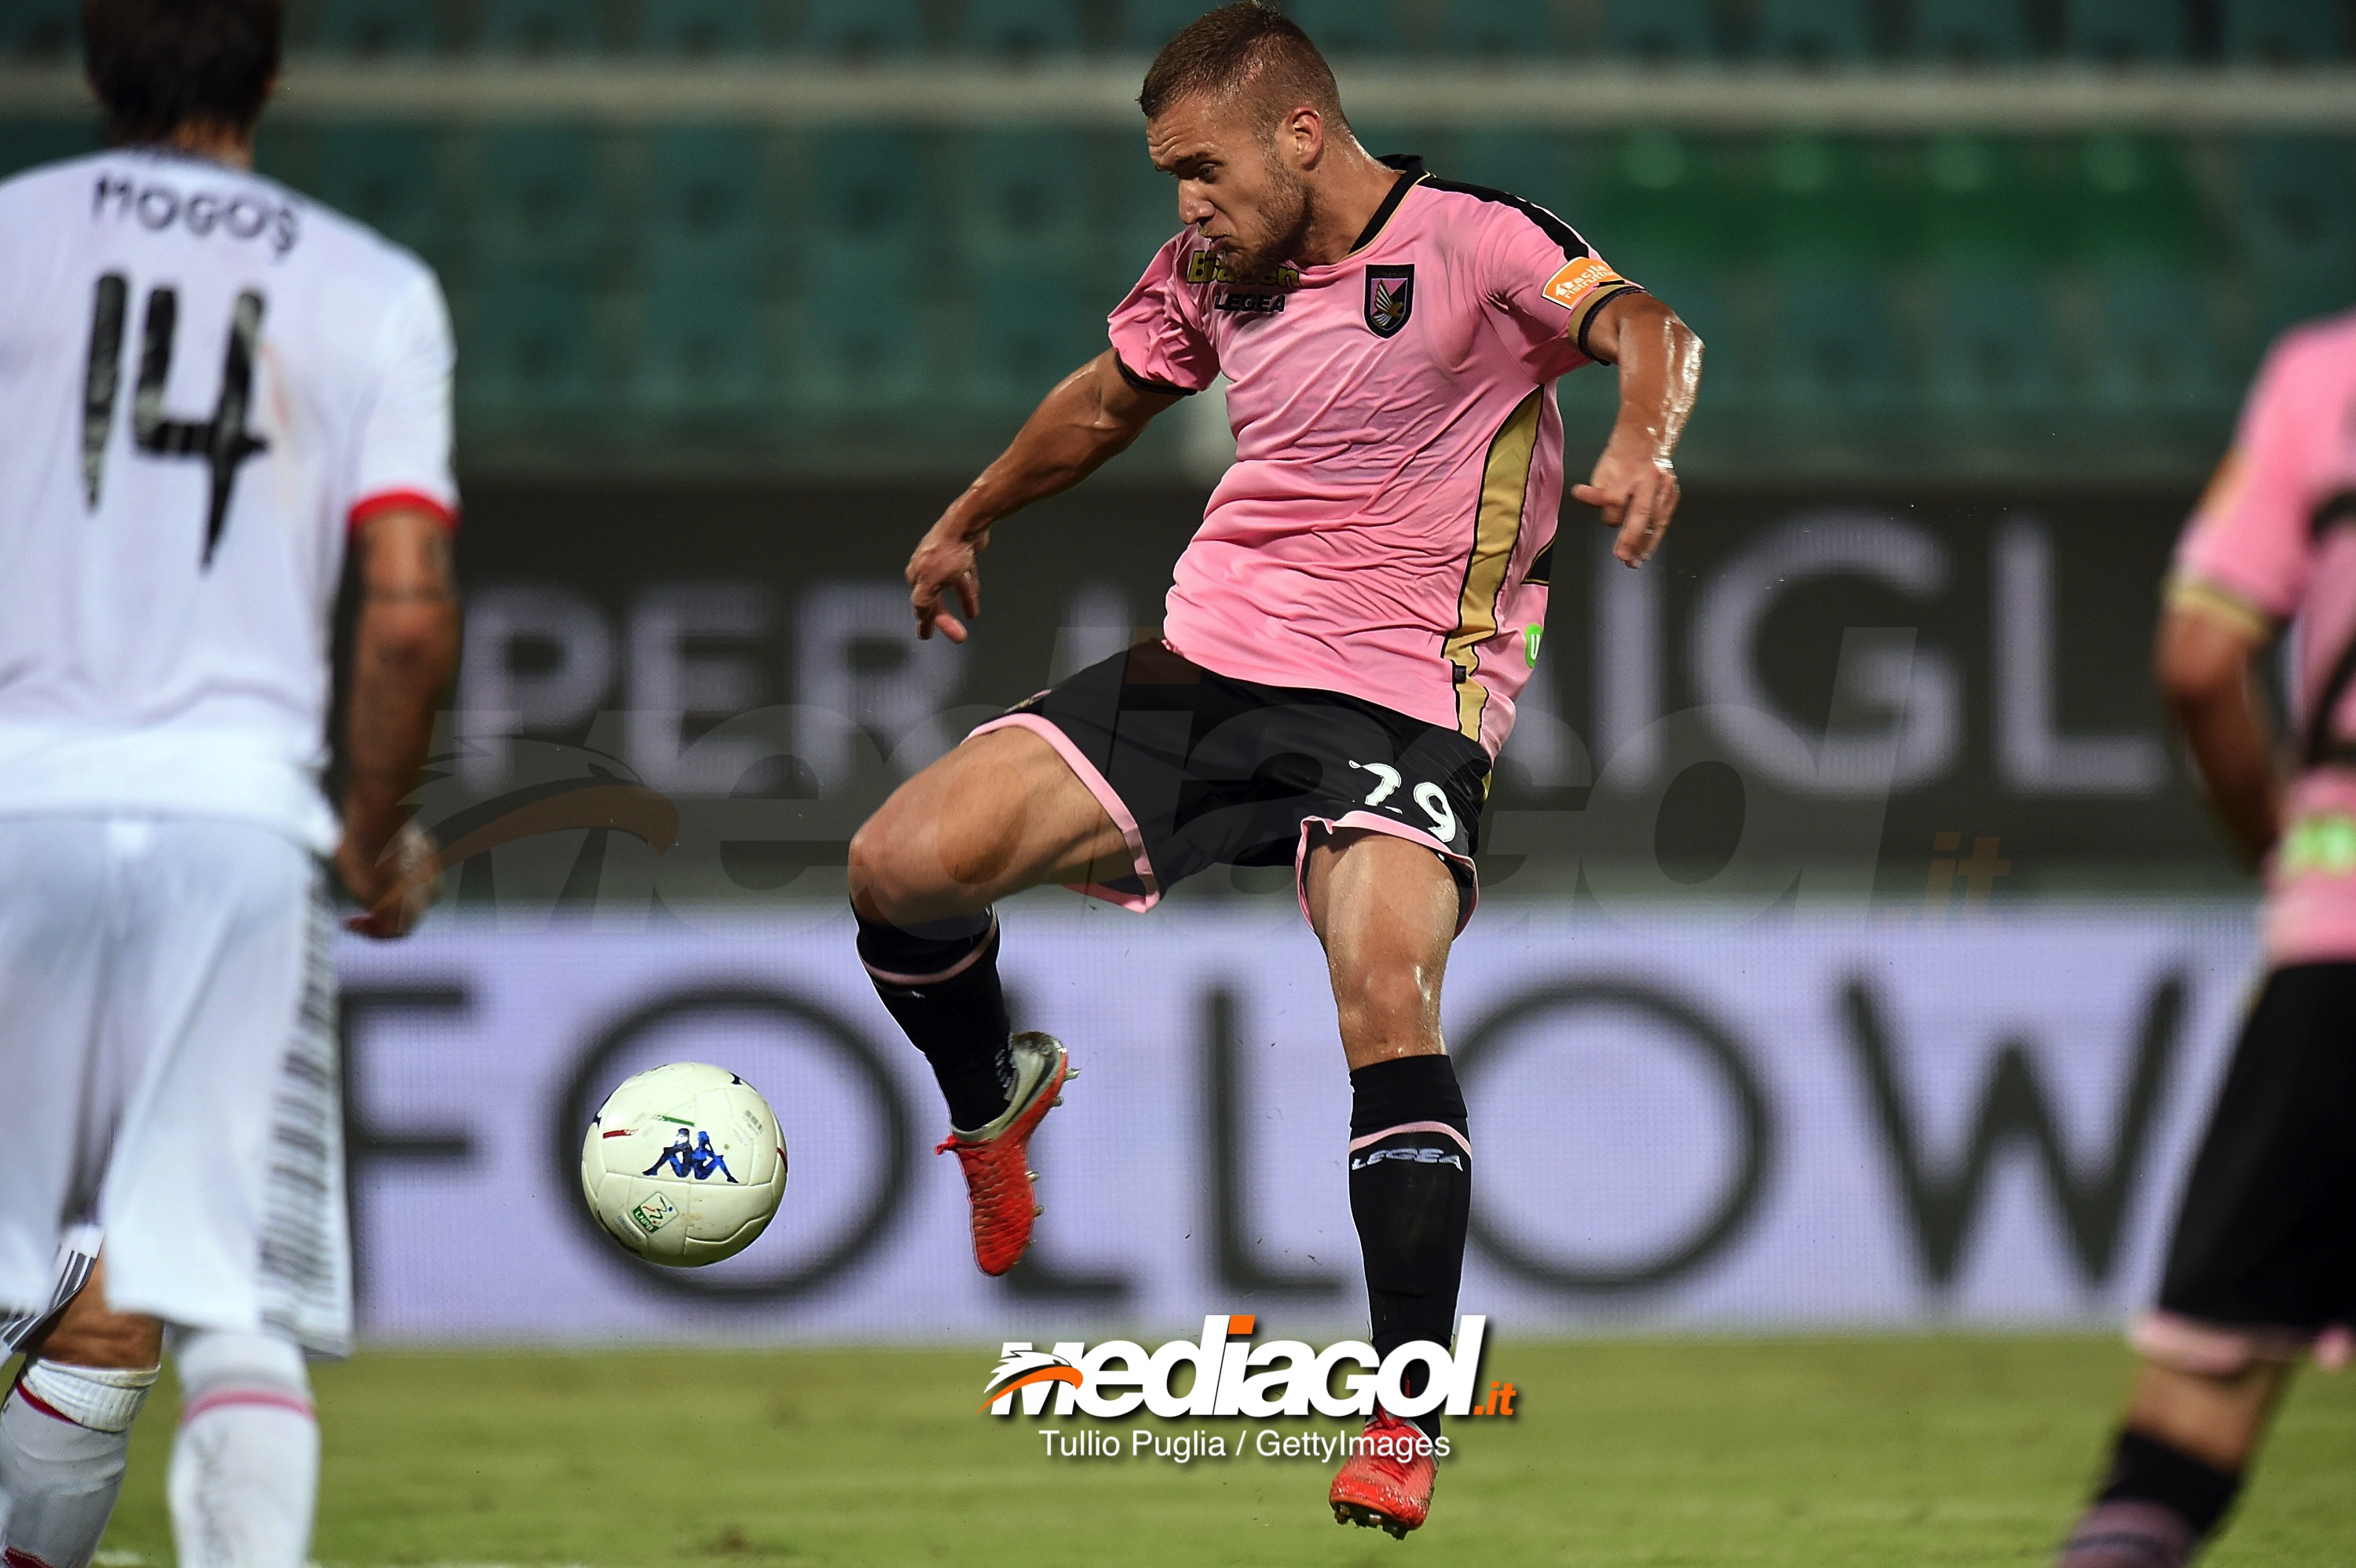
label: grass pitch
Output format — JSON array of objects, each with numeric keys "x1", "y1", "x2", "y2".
[{"x1": 92, "y1": 1336, "x2": 2355, "y2": 1567}]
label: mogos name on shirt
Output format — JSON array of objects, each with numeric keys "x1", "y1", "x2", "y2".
[{"x1": 92, "y1": 171, "x2": 299, "y2": 260}]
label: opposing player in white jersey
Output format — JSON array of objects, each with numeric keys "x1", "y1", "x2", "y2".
[{"x1": 0, "y1": 3, "x2": 457, "y2": 1566}]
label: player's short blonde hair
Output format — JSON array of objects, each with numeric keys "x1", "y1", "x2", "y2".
[{"x1": 1138, "y1": 2, "x2": 1351, "y2": 140}]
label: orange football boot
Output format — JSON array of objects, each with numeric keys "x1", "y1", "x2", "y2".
[
  {"x1": 1329, "y1": 1409, "x2": 1436, "y2": 1539},
  {"x1": 935, "y1": 1031, "x2": 1070, "y2": 1276}
]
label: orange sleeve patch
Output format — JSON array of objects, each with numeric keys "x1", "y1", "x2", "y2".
[{"x1": 1543, "y1": 257, "x2": 1614, "y2": 310}]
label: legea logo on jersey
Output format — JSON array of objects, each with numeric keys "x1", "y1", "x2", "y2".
[{"x1": 981, "y1": 1314, "x2": 1505, "y2": 1422}]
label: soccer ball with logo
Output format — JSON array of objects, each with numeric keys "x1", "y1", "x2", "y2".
[{"x1": 580, "y1": 1062, "x2": 786, "y2": 1266}]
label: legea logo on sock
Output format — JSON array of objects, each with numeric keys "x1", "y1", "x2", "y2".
[{"x1": 979, "y1": 1314, "x2": 1513, "y2": 1422}]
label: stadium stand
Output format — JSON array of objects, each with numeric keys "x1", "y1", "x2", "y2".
[
  {"x1": 2065, "y1": 0, "x2": 2190, "y2": 62},
  {"x1": 2223, "y1": 0, "x2": 2351, "y2": 63},
  {"x1": 1910, "y1": 0, "x2": 2033, "y2": 62},
  {"x1": 479, "y1": 0, "x2": 598, "y2": 55},
  {"x1": 0, "y1": 0, "x2": 71, "y2": 57},
  {"x1": 1444, "y1": 0, "x2": 1564, "y2": 60},
  {"x1": 961, "y1": 0, "x2": 1084, "y2": 57},
  {"x1": 313, "y1": 0, "x2": 441, "y2": 55},
  {"x1": 312, "y1": 126, "x2": 450, "y2": 264},
  {"x1": 1284, "y1": 0, "x2": 1400, "y2": 57},
  {"x1": 639, "y1": 0, "x2": 762, "y2": 57},
  {"x1": 803, "y1": 0, "x2": 924, "y2": 60},
  {"x1": 477, "y1": 127, "x2": 610, "y2": 285},
  {"x1": 1606, "y1": 0, "x2": 1721, "y2": 60},
  {"x1": 1758, "y1": 0, "x2": 1876, "y2": 63}
]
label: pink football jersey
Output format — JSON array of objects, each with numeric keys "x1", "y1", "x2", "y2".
[
  {"x1": 1108, "y1": 158, "x2": 1641, "y2": 758},
  {"x1": 2172, "y1": 309, "x2": 2356, "y2": 964}
]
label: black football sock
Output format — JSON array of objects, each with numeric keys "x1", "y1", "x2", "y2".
[
  {"x1": 1347, "y1": 1053, "x2": 1472, "y2": 1442},
  {"x1": 2054, "y1": 1429, "x2": 2242, "y2": 1568},
  {"x1": 854, "y1": 905, "x2": 1012, "y2": 1132}
]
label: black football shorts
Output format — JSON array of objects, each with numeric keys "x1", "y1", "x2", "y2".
[
  {"x1": 969, "y1": 641, "x2": 1490, "y2": 929},
  {"x1": 2137, "y1": 962, "x2": 2356, "y2": 1369}
]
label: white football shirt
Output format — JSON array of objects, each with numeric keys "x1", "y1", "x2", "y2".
[{"x1": 0, "y1": 147, "x2": 457, "y2": 853}]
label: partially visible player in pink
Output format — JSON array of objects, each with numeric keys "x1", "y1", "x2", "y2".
[
  {"x1": 846, "y1": 5, "x2": 1700, "y2": 1537},
  {"x1": 2049, "y1": 311, "x2": 2356, "y2": 1568}
]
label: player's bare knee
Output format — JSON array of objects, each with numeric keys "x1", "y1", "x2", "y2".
[{"x1": 1333, "y1": 967, "x2": 1441, "y2": 1056}]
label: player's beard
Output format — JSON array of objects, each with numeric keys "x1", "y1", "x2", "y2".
[{"x1": 1221, "y1": 162, "x2": 1312, "y2": 282}]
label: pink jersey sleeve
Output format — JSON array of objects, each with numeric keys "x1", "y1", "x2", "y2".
[
  {"x1": 1107, "y1": 234, "x2": 1219, "y2": 395},
  {"x1": 1480, "y1": 204, "x2": 1644, "y2": 382},
  {"x1": 2174, "y1": 335, "x2": 2327, "y2": 626}
]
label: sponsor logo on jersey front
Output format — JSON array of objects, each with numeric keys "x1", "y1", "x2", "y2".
[
  {"x1": 1364, "y1": 265, "x2": 1415, "y2": 338},
  {"x1": 1185, "y1": 250, "x2": 1300, "y2": 289}
]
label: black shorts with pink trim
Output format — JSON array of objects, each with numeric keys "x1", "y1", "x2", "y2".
[
  {"x1": 969, "y1": 641, "x2": 1488, "y2": 927},
  {"x1": 2138, "y1": 962, "x2": 2356, "y2": 1372}
]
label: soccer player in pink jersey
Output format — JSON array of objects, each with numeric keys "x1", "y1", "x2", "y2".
[
  {"x1": 847, "y1": 4, "x2": 1700, "y2": 1535},
  {"x1": 2050, "y1": 313, "x2": 2356, "y2": 1568}
]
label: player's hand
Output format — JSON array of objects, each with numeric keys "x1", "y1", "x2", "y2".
[
  {"x1": 337, "y1": 820, "x2": 441, "y2": 939},
  {"x1": 906, "y1": 517, "x2": 986, "y2": 643},
  {"x1": 1572, "y1": 438, "x2": 1681, "y2": 568}
]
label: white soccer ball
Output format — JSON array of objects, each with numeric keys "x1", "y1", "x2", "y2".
[{"x1": 580, "y1": 1062, "x2": 786, "y2": 1266}]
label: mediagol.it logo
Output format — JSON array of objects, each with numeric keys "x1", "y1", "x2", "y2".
[{"x1": 981, "y1": 1314, "x2": 1513, "y2": 1435}]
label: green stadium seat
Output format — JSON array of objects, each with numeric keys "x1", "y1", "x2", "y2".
[
  {"x1": 0, "y1": 0, "x2": 74, "y2": 58},
  {"x1": 961, "y1": 133, "x2": 1092, "y2": 262},
  {"x1": 640, "y1": 0, "x2": 762, "y2": 56},
  {"x1": 963, "y1": 0, "x2": 1084, "y2": 57},
  {"x1": 1450, "y1": 133, "x2": 1578, "y2": 222},
  {"x1": 1588, "y1": 131, "x2": 1735, "y2": 278},
  {"x1": 1286, "y1": 0, "x2": 1401, "y2": 57},
  {"x1": 1758, "y1": 0, "x2": 1874, "y2": 63},
  {"x1": 2223, "y1": 0, "x2": 2349, "y2": 62},
  {"x1": 1772, "y1": 272, "x2": 1905, "y2": 410},
  {"x1": 314, "y1": 0, "x2": 443, "y2": 54},
  {"x1": 2070, "y1": 134, "x2": 2203, "y2": 267},
  {"x1": 1444, "y1": 0, "x2": 1564, "y2": 59},
  {"x1": 2237, "y1": 138, "x2": 2356, "y2": 334},
  {"x1": 1762, "y1": 134, "x2": 1903, "y2": 269},
  {"x1": 633, "y1": 281, "x2": 768, "y2": 416},
  {"x1": 312, "y1": 128, "x2": 448, "y2": 261},
  {"x1": 480, "y1": 0, "x2": 598, "y2": 54},
  {"x1": 1910, "y1": 0, "x2": 2032, "y2": 62},
  {"x1": 808, "y1": 133, "x2": 926, "y2": 289},
  {"x1": 477, "y1": 129, "x2": 607, "y2": 284},
  {"x1": 462, "y1": 283, "x2": 601, "y2": 418},
  {"x1": 968, "y1": 277, "x2": 1106, "y2": 411},
  {"x1": 1607, "y1": 0, "x2": 1720, "y2": 60},
  {"x1": 2090, "y1": 269, "x2": 2222, "y2": 410},
  {"x1": 1929, "y1": 272, "x2": 2063, "y2": 412},
  {"x1": 0, "y1": 120, "x2": 95, "y2": 181},
  {"x1": 1920, "y1": 135, "x2": 2066, "y2": 268},
  {"x1": 804, "y1": 0, "x2": 922, "y2": 58},
  {"x1": 2064, "y1": 0, "x2": 2187, "y2": 61},
  {"x1": 643, "y1": 128, "x2": 767, "y2": 285},
  {"x1": 797, "y1": 303, "x2": 926, "y2": 414}
]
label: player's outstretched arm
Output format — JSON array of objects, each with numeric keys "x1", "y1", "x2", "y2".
[
  {"x1": 907, "y1": 349, "x2": 1182, "y2": 641},
  {"x1": 338, "y1": 508, "x2": 460, "y2": 938},
  {"x1": 2157, "y1": 595, "x2": 2282, "y2": 867},
  {"x1": 1572, "y1": 291, "x2": 1703, "y2": 569}
]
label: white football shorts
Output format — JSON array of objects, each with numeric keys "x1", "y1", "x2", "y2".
[{"x1": 0, "y1": 816, "x2": 350, "y2": 1357}]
